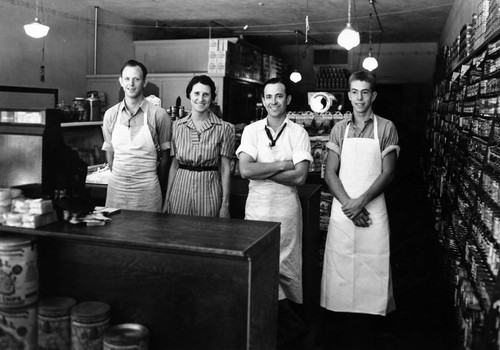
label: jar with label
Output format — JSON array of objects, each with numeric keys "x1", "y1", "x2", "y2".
[
  {"x1": 0, "y1": 303, "x2": 37, "y2": 350},
  {"x1": 73, "y1": 97, "x2": 87, "y2": 121},
  {"x1": 38, "y1": 297, "x2": 76, "y2": 350},
  {"x1": 71, "y1": 301, "x2": 110, "y2": 350},
  {"x1": 103, "y1": 323, "x2": 149, "y2": 350}
]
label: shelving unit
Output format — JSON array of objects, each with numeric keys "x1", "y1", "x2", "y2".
[{"x1": 425, "y1": 28, "x2": 500, "y2": 349}]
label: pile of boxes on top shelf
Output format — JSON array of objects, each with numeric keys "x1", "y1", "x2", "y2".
[
  {"x1": 0, "y1": 188, "x2": 57, "y2": 228},
  {"x1": 207, "y1": 38, "x2": 284, "y2": 81},
  {"x1": 446, "y1": 0, "x2": 500, "y2": 72}
]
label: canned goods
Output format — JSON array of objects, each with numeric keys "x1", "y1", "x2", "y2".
[
  {"x1": 0, "y1": 235, "x2": 38, "y2": 308},
  {"x1": 103, "y1": 323, "x2": 149, "y2": 350},
  {"x1": 71, "y1": 301, "x2": 110, "y2": 350},
  {"x1": 38, "y1": 297, "x2": 76, "y2": 350},
  {"x1": 0, "y1": 303, "x2": 37, "y2": 350}
]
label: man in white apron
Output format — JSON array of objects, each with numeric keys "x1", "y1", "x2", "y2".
[
  {"x1": 237, "y1": 78, "x2": 313, "y2": 348},
  {"x1": 321, "y1": 71, "x2": 399, "y2": 317},
  {"x1": 102, "y1": 60, "x2": 171, "y2": 212}
]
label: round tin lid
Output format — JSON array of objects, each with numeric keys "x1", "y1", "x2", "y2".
[
  {"x1": 38, "y1": 297, "x2": 76, "y2": 317},
  {"x1": 0, "y1": 234, "x2": 36, "y2": 248},
  {"x1": 103, "y1": 323, "x2": 149, "y2": 345},
  {"x1": 71, "y1": 301, "x2": 110, "y2": 322}
]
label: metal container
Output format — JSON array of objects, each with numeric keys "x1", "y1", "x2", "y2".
[
  {"x1": 0, "y1": 235, "x2": 38, "y2": 308},
  {"x1": 38, "y1": 296, "x2": 76, "y2": 350},
  {"x1": 0, "y1": 302, "x2": 37, "y2": 349},
  {"x1": 71, "y1": 301, "x2": 110, "y2": 350},
  {"x1": 87, "y1": 91, "x2": 101, "y2": 121},
  {"x1": 103, "y1": 323, "x2": 149, "y2": 350}
]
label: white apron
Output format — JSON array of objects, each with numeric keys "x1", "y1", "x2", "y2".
[
  {"x1": 320, "y1": 116, "x2": 395, "y2": 315},
  {"x1": 246, "y1": 181, "x2": 303, "y2": 304},
  {"x1": 106, "y1": 110, "x2": 162, "y2": 212}
]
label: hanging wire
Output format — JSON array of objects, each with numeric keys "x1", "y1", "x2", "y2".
[
  {"x1": 304, "y1": 0, "x2": 309, "y2": 43},
  {"x1": 368, "y1": 12, "x2": 373, "y2": 54}
]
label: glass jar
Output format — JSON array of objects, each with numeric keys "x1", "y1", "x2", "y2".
[
  {"x1": 38, "y1": 297, "x2": 76, "y2": 350},
  {"x1": 71, "y1": 301, "x2": 110, "y2": 350}
]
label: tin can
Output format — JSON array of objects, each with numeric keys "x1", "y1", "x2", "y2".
[
  {"x1": 103, "y1": 323, "x2": 149, "y2": 350},
  {"x1": 0, "y1": 302, "x2": 37, "y2": 349},
  {"x1": 71, "y1": 301, "x2": 110, "y2": 350},
  {"x1": 38, "y1": 296, "x2": 76, "y2": 350},
  {"x1": 0, "y1": 235, "x2": 38, "y2": 308}
]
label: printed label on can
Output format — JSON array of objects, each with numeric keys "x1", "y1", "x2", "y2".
[
  {"x1": 0, "y1": 242, "x2": 38, "y2": 308},
  {"x1": 0, "y1": 304, "x2": 37, "y2": 350},
  {"x1": 38, "y1": 314, "x2": 71, "y2": 350},
  {"x1": 71, "y1": 319, "x2": 109, "y2": 350}
]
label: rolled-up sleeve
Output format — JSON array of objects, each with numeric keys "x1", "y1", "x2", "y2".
[
  {"x1": 292, "y1": 128, "x2": 313, "y2": 165},
  {"x1": 101, "y1": 107, "x2": 115, "y2": 152},
  {"x1": 221, "y1": 122, "x2": 236, "y2": 158},
  {"x1": 381, "y1": 121, "x2": 400, "y2": 158},
  {"x1": 157, "y1": 109, "x2": 172, "y2": 151},
  {"x1": 326, "y1": 123, "x2": 343, "y2": 155},
  {"x1": 236, "y1": 125, "x2": 258, "y2": 161}
]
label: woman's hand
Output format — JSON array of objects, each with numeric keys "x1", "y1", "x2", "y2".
[{"x1": 219, "y1": 198, "x2": 230, "y2": 218}]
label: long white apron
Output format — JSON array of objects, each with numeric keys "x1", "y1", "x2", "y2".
[
  {"x1": 246, "y1": 181, "x2": 303, "y2": 304},
  {"x1": 106, "y1": 112, "x2": 162, "y2": 212},
  {"x1": 320, "y1": 116, "x2": 395, "y2": 315}
]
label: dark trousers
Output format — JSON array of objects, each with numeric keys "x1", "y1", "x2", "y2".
[{"x1": 278, "y1": 299, "x2": 309, "y2": 350}]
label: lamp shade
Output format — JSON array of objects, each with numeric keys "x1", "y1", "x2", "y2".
[
  {"x1": 24, "y1": 18, "x2": 49, "y2": 38},
  {"x1": 290, "y1": 70, "x2": 302, "y2": 83},
  {"x1": 362, "y1": 55, "x2": 378, "y2": 71},
  {"x1": 337, "y1": 23, "x2": 360, "y2": 50}
]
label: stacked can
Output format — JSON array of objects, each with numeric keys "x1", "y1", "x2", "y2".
[
  {"x1": 103, "y1": 323, "x2": 149, "y2": 349},
  {"x1": 37, "y1": 297, "x2": 76, "y2": 349},
  {"x1": 0, "y1": 234, "x2": 39, "y2": 349},
  {"x1": 71, "y1": 301, "x2": 110, "y2": 350}
]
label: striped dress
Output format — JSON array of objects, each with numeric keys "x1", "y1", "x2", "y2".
[{"x1": 167, "y1": 112, "x2": 235, "y2": 216}]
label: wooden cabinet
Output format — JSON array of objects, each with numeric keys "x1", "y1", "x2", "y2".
[{"x1": 0, "y1": 212, "x2": 280, "y2": 350}]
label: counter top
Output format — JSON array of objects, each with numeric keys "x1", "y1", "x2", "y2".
[{"x1": 0, "y1": 210, "x2": 280, "y2": 259}]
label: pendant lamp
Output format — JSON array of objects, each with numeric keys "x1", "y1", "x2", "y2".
[
  {"x1": 289, "y1": 31, "x2": 302, "y2": 83},
  {"x1": 337, "y1": 0, "x2": 359, "y2": 50},
  {"x1": 362, "y1": 12, "x2": 378, "y2": 71},
  {"x1": 24, "y1": 0, "x2": 49, "y2": 38}
]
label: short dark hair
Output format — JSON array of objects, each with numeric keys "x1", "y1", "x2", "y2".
[
  {"x1": 262, "y1": 77, "x2": 290, "y2": 97},
  {"x1": 186, "y1": 75, "x2": 217, "y2": 100},
  {"x1": 120, "y1": 60, "x2": 148, "y2": 80},
  {"x1": 348, "y1": 71, "x2": 376, "y2": 91}
]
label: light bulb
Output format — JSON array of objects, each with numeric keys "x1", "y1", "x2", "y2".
[
  {"x1": 337, "y1": 23, "x2": 360, "y2": 50},
  {"x1": 24, "y1": 18, "x2": 50, "y2": 38},
  {"x1": 290, "y1": 70, "x2": 302, "y2": 83},
  {"x1": 362, "y1": 55, "x2": 378, "y2": 71}
]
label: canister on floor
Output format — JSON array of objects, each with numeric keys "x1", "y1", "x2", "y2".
[
  {"x1": 38, "y1": 296, "x2": 76, "y2": 350},
  {"x1": 103, "y1": 323, "x2": 149, "y2": 350},
  {"x1": 71, "y1": 301, "x2": 110, "y2": 350},
  {"x1": 0, "y1": 234, "x2": 38, "y2": 308}
]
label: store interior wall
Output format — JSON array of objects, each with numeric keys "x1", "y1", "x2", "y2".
[
  {"x1": 0, "y1": 4, "x2": 141, "y2": 104},
  {"x1": 0, "y1": 1, "x2": 480, "y2": 109}
]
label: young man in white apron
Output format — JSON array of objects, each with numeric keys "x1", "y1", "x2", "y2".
[
  {"x1": 237, "y1": 78, "x2": 313, "y2": 349},
  {"x1": 321, "y1": 71, "x2": 399, "y2": 320},
  {"x1": 102, "y1": 60, "x2": 171, "y2": 212}
]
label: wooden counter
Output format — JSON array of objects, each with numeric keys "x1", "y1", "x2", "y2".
[
  {"x1": 87, "y1": 179, "x2": 322, "y2": 325},
  {"x1": 0, "y1": 211, "x2": 280, "y2": 350}
]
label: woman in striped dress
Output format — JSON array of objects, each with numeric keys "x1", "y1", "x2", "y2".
[{"x1": 163, "y1": 75, "x2": 235, "y2": 217}]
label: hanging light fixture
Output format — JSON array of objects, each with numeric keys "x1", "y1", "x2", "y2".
[
  {"x1": 362, "y1": 12, "x2": 378, "y2": 71},
  {"x1": 24, "y1": 0, "x2": 50, "y2": 39},
  {"x1": 337, "y1": 0, "x2": 359, "y2": 50},
  {"x1": 290, "y1": 31, "x2": 302, "y2": 83}
]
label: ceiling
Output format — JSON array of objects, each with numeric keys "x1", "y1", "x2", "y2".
[{"x1": 13, "y1": 0, "x2": 454, "y2": 47}]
